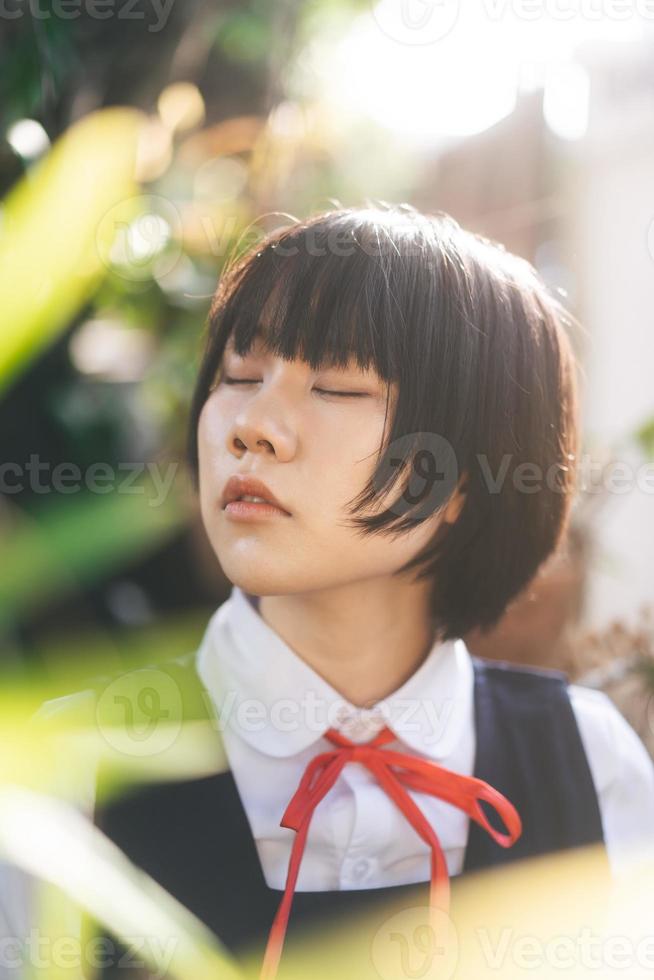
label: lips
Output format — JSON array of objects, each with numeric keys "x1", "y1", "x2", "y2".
[{"x1": 221, "y1": 474, "x2": 291, "y2": 514}]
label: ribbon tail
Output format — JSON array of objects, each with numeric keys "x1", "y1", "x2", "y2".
[
  {"x1": 260, "y1": 754, "x2": 347, "y2": 980},
  {"x1": 366, "y1": 758, "x2": 454, "y2": 916},
  {"x1": 428, "y1": 835, "x2": 450, "y2": 912},
  {"x1": 260, "y1": 817, "x2": 311, "y2": 980}
]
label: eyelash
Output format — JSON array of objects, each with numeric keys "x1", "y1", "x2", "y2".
[{"x1": 221, "y1": 377, "x2": 368, "y2": 398}]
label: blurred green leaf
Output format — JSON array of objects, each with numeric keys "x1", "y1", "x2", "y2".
[
  {"x1": 0, "y1": 107, "x2": 143, "y2": 395},
  {"x1": 0, "y1": 469, "x2": 189, "y2": 631},
  {"x1": 0, "y1": 785, "x2": 245, "y2": 980},
  {"x1": 0, "y1": 640, "x2": 228, "y2": 791},
  {"x1": 28, "y1": 607, "x2": 211, "y2": 699},
  {"x1": 635, "y1": 416, "x2": 654, "y2": 460},
  {"x1": 216, "y1": 11, "x2": 271, "y2": 64}
]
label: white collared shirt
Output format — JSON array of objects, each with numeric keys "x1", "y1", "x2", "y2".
[{"x1": 197, "y1": 585, "x2": 654, "y2": 891}]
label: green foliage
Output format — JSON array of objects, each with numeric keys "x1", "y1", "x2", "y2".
[
  {"x1": 0, "y1": 472, "x2": 188, "y2": 632},
  {"x1": 0, "y1": 108, "x2": 142, "y2": 396},
  {"x1": 1, "y1": 14, "x2": 79, "y2": 129},
  {"x1": 216, "y1": 9, "x2": 271, "y2": 64},
  {"x1": 635, "y1": 416, "x2": 654, "y2": 460}
]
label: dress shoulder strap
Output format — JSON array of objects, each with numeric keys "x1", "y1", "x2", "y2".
[{"x1": 463, "y1": 655, "x2": 607, "y2": 873}]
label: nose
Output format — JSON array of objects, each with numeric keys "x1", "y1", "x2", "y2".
[
  {"x1": 232, "y1": 429, "x2": 274, "y2": 455},
  {"x1": 227, "y1": 384, "x2": 297, "y2": 461}
]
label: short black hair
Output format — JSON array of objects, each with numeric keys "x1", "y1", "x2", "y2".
[{"x1": 187, "y1": 204, "x2": 581, "y2": 641}]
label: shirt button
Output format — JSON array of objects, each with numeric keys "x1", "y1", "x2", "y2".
[
  {"x1": 341, "y1": 855, "x2": 377, "y2": 886},
  {"x1": 352, "y1": 857, "x2": 373, "y2": 881}
]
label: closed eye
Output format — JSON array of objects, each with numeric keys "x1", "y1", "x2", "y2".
[
  {"x1": 221, "y1": 377, "x2": 369, "y2": 398},
  {"x1": 315, "y1": 388, "x2": 370, "y2": 398}
]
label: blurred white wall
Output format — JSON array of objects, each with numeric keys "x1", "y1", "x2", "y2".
[{"x1": 576, "y1": 39, "x2": 654, "y2": 630}]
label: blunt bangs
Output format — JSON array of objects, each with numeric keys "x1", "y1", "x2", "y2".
[{"x1": 187, "y1": 204, "x2": 581, "y2": 641}]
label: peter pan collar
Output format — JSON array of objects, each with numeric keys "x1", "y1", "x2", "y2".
[{"x1": 196, "y1": 585, "x2": 473, "y2": 761}]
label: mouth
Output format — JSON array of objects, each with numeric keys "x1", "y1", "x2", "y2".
[
  {"x1": 223, "y1": 498, "x2": 292, "y2": 521},
  {"x1": 221, "y1": 474, "x2": 292, "y2": 517}
]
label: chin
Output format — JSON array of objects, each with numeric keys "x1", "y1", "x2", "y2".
[
  {"x1": 219, "y1": 561, "x2": 300, "y2": 597},
  {"x1": 214, "y1": 534, "x2": 347, "y2": 596},
  {"x1": 222, "y1": 559, "x2": 339, "y2": 599}
]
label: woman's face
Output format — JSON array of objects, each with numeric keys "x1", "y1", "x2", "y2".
[{"x1": 197, "y1": 334, "x2": 453, "y2": 596}]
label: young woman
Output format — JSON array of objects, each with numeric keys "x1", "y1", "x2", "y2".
[{"x1": 25, "y1": 205, "x2": 654, "y2": 979}]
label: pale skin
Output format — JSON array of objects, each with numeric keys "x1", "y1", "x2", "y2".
[{"x1": 197, "y1": 335, "x2": 466, "y2": 709}]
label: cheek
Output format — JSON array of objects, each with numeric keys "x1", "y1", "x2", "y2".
[
  {"x1": 197, "y1": 401, "x2": 226, "y2": 499},
  {"x1": 312, "y1": 410, "x2": 391, "y2": 512},
  {"x1": 345, "y1": 408, "x2": 392, "y2": 473},
  {"x1": 198, "y1": 394, "x2": 235, "y2": 468},
  {"x1": 198, "y1": 396, "x2": 222, "y2": 448},
  {"x1": 196, "y1": 407, "x2": 211, "y2": 477}
]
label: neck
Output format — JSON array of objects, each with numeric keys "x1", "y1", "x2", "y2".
[{"x1": 257, "y1": 576, "x2": 440, "y2": 708}]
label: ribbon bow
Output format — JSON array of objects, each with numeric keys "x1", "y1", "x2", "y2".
[{"x1": 260, "y1": 723, "x2": 522, "y2": 980}]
